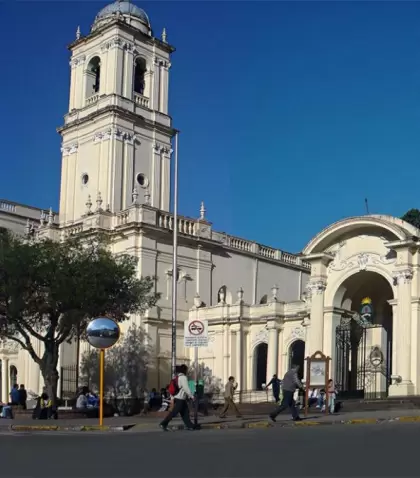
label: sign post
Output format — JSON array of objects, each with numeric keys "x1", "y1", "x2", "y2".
[
  {"x1": 304, "y1": 351, "x2": 331, "y2": 417},
  {"x1": 184, "y1": 319, "x2": 208, "y2": 428},
  {"x1": 86, "y1": 317, "x2": 121, "y2": 427}
]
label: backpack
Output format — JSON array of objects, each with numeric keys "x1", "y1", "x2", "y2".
[{"x1": 168, "y1": 376, "x2": 179, "y2": 396}]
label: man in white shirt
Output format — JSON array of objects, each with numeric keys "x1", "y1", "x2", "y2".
[{"x1": 160, "y1": 364, "x2": 195, "y2": 431}]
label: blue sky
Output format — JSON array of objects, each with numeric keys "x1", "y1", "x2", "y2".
[{"x1": 2, "y1": 1, "x2": 420, "y2": 252}]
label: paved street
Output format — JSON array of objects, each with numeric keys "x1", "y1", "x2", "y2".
[{"x1": 2, "y1": 421, "x2": 420, "y2": 477}]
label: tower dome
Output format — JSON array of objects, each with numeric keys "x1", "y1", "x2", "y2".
[{"x1": 92, "y1": 1, "x2": 151, "y2": 35}]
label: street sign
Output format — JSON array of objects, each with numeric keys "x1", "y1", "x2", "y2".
[{"x1": 184, "y1": 319, "x2": 208, "y2": 347}]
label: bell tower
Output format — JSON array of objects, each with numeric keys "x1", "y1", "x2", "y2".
[{"x1": 58, "y1": 1, "x2": 175, "y2": 224}]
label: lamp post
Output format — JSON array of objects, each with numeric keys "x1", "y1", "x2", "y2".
[{"x1": 171, "y1": 132, "x2": 179, "y2": 378}]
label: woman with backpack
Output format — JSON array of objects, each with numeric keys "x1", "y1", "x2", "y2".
[{"x1": 159, "y1": 365, "x2": 196, "y2": 431}]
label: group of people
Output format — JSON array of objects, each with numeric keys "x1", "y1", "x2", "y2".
[
  {"x1": 158, "y1": 364, "x2": 338, "y2": 431},
  {"x1": 267, "y1": 366, "x2": 337, "y2": 422},
  {"x1": 0, "y1": 383, "x2": 58, "y2": 420},
  {"x1": 265, "y1": 365, "x2": 337, "y2": 413},
  {"x1": 0, "y1": 383, "x2": 28, "y2": 419}
]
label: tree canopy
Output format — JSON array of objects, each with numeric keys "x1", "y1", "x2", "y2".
[
  {"x1": 401, "y1": 209, "x2": 420, "y2": 229},
  {"x1": 0, "y1": 229, "x2": 159, "y2": 399},
  {"x1": 81, "y1": 324, "x2": 151, "y2": 399}
]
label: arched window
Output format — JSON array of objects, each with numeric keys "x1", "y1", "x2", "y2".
[
  {"x1": 134, "y1": 58, "x2": 147, "y2": 96},
  {"x1": 86, "y1": 56, "x2": 101, "y2": 98},
  {"x1": 254, "y1": 343, "x2": 268, "y2": 390},
  {"x1": 288, "y1": 340, "x2": 305, "y2": 380}
]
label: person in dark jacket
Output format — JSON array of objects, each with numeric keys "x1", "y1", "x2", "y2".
[
  {"x1": 269, "y1": 365, "x2": 303, "y2": 422},
  {"x1": 265, "y1": 374, "x2": 282, "y2": 403},
  {"x1": 18, "y1": 384, "x2": 27, "y2": 410}
]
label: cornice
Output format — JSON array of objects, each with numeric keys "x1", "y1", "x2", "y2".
[
  {"x1": 67, "y1": 19, "x2": 176, "y2": 54},
  {"x1": 93, "y1": 127, "x2": 136, "y2": 145},
  {"x1": 57, "y1": 103, "x2": 176, "y2": 137}
]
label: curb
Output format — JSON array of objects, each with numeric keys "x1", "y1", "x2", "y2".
[
  {"x1": 10, "y1": 424, "x2": 135, "y2": 432},
  {"x1": 276, "y1": 416, "x2": 420, "y2": 428},
  {"x1": 9, "y1": 415, "x2": 420, "y2": 433}
]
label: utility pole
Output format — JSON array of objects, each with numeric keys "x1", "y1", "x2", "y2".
[{"x1": 171, "y1": 132, "x2": 179, "y2": 378}]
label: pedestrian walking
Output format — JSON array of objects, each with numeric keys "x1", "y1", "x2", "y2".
[
  {"x1": 265, "y1": 374, "x2": 282, "y2": 403},
  {"x1": 159, "y1": 364, "x2": 195, "y2": 431},
  {"x1": 219, "y1": 376, "x2": 242, "y2": 418},
  {"x1": 269, "y1": 365, "x2": 304, "y2": 422}
]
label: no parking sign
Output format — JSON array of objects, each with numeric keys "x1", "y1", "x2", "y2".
[{"x1": 184, "y1": 319, "x2": 209, "y2": 347}]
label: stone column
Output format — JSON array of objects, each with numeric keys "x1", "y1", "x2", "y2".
[
  {"x1": 1, "y1": 357, "x2": 9, "y2": 403},
  {"x1": 267, "y1": 323, "x2": 279, "y2": 379},
  {"x1": 235, "y1": 327, "x2": 243, "y2": 392},
  {"x1": 306, "y1": 279, "x2": 327, "y2": 356},
  {"x1": 411, "y1": 299, "x2": 420, "y2": 394},
  {"x1": 322, "y1": 310, "x2": 341, "y2": 380},
  {"x1": 223, "y1": 324, "x2": 230, "y2": 383},
  {"x1": 389, "y1": 269, "x2": 415, "y2": 396},
  {"x1": 247, "y1": 333, "x2": 253, "y2": 389},
  {"x1": 229, "y1": 328, "x2": 235, "y2": 378},
  {"x1": 277, "y1": 326, "x2": 284, "y2": 378}
]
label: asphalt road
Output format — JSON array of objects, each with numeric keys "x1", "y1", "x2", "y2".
[{"x1": 2, "y1": 422, "x2": 419, "y2": 477}]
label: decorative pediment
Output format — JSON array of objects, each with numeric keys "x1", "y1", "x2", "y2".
[
  {"x1": 327, "y1": 251, "x2": 396, "y2": 274},
  {"x1": 0, "y1": 340, "x2": 19, "y2": 355}
]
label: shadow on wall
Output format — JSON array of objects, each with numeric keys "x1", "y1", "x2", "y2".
[{"x1": 186, "y1": 362, "x2": 223, "y2": 396}]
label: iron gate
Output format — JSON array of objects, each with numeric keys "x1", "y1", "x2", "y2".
[
  {"x1": 60, "y1": 364, "x2": 78, "y2": 399},
  {"x1": 335, "y1": 314, "x2": 391, "y2": 399}
]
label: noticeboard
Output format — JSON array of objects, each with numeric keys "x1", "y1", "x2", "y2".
[{"x1": 304, "y1": 351, "x2": 331, "y2": 416}]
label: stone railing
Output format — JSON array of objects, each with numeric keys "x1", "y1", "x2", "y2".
[
  {"x1": 0, "y1": 202, "x2": 16, "y2": 213},
  {"x1": 86, "y1": 94, "x2": 99, "y2": 105},
  {"x1": 134, "y1": 93, "x2": 149, "y2": 108},
  {"x1": 53, "y1": 205, "x2": 310, "y2": 270},
  {"x1": 158, "y1": 212, "x2": 196, "y2": 236},
  {"x1": 154, "y1": 209, "x2": 310, "y2": 270}
]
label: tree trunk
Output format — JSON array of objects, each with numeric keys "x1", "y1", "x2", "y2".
[
  {"x1": 42, "y1": 368, "x2": 59, "y2": 405},
  {"x1": 40, "y1": 341, "x2": 60, "y2": 405}
]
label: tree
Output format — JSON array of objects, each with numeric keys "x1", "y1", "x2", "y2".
[
  {"x1": 401, "y1": 209, "x2": 420, "y2": 229},
  {"x1": 80, "y1": 324, "x2": 151, "y2": 398},
  {"x1": 0, "y1": 230, "x2": 159, "y2": 401}
]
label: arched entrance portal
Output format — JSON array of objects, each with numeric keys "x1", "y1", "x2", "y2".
[
  {"x1": 334, "y1": 271, "x2": 393, "y2": 399},
  {"x1": 254, "y1": 343, "x2": 268, "y2": 390},
  {"x1": 288, "y1": 340, "x2": 305, "y2": 380}
]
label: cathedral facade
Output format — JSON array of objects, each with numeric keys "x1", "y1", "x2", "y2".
[{"x1": 1, "y1": 2, "x2": 420, "y2": 401}]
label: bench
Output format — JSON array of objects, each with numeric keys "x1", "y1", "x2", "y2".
[{"x1": 11, "y1": 405, "x2": 113, "y2": 420}]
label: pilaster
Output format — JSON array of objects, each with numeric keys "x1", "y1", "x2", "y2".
[
  {"x1": 159, "y1": 61, "x2": 171, "y2": 114},
  {"x1": 231, "y1": 324, "x2": 243, "y2": 391},
  {"x1": 223, "y1": 323, "x2": 230, "y2": 383},
  {"x1": 266, "y1": 321, "x2": 281, "y2": 379},
  {"x1": 323, "y1": 308, "x2": 342, "y2": 380},
  {"x1": 412, "y1": 298, "x2": 420, "y2": 394},
  {"x1": 160, "y1": 147, "x2": 171, "y2": 211},
  {"x1": 303, "y1": 253, "x2": 332, "y2": 357},
  {"x1": 389, "y1": 268, "x2": 415, "y2": 396},
  {"x1": 1, "y1": 357, "x2": 9, "y2": 402},
  {"x1": 306, "y1": 279, "x2": 327, "y2": 355}
]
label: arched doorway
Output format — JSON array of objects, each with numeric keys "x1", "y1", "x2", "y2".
[
  {"x1": 254, "y1": 343, "x2": 268, "y2": 390},
  {"x1": 334, "y1": 271, "x2": 393, "y2": 399},
  {"x1": 288, "y1": 340, "x2": 305, "y2": 380}
]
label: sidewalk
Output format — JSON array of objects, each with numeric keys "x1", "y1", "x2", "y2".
[{"x1": 5, "y1": 408, "x2": 420, "y2": 433}]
